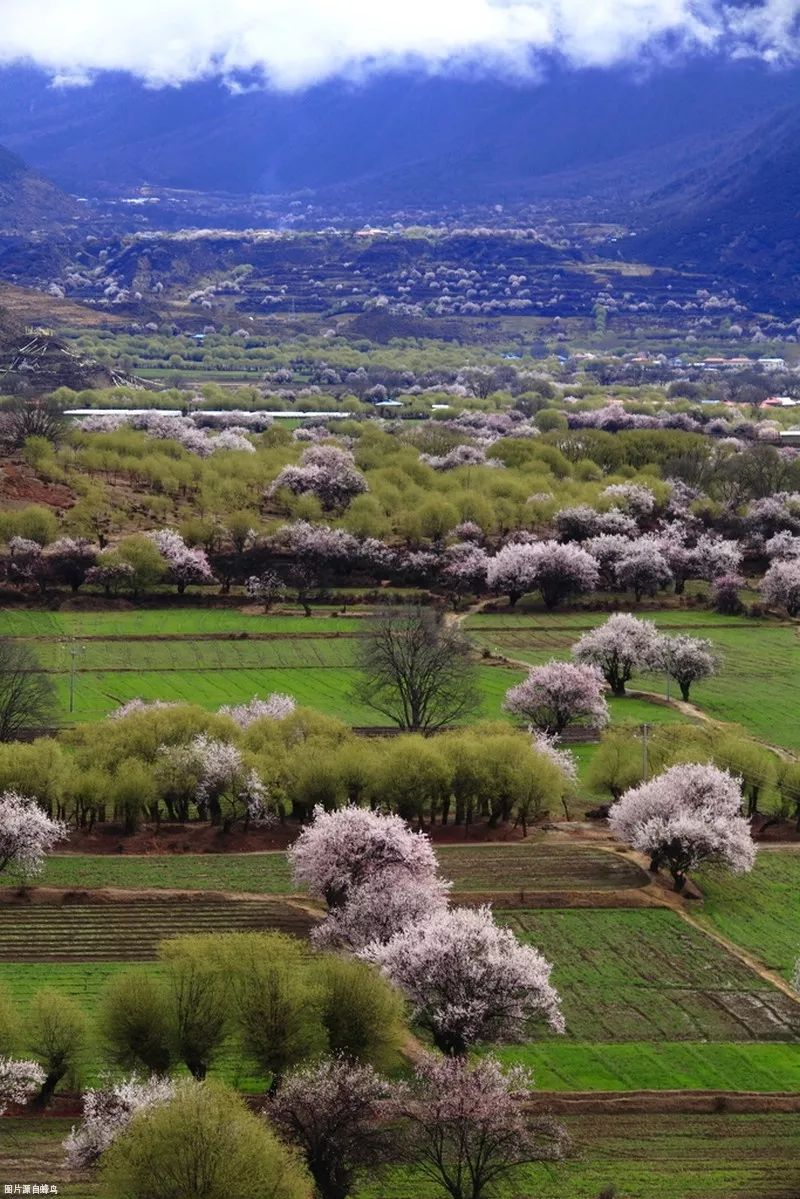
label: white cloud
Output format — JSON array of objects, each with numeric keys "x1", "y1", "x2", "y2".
[{"x1": 0, "y1": 0, "x2": 797, "y2": 89}]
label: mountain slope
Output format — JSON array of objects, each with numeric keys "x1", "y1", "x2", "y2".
[
  {"x1": 0, "y1": 143, "x2": 77, "y2": 232},
  {"x1": 633, "y1": 105, "x2": 800, "y2": 310}
]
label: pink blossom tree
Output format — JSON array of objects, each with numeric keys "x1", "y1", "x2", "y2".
[
  {"x1": 614, "y1": 547, "x2": 672, "y2": 600},
  {"x1": 394, "y1": 1053, "x2": 567, "y2": 1199},
  {"x1": 312, "y1": 869, "x2": 450, "y2": 952},
  {"x1": 363, "y1": 905, "x2": 564, "y2": 1055},
  {"x1": 503, "y1": 661, "x2": 608, "y2": 735},
  {"x1": 269, "y1": 1057, "x2": 393, "y2": 1199},
  {"x1": 608, "y1": 762, "x2": 755, "y2": 891},
  {"x1": 711, "y1": 573, "x2": 744, "y2": 615},
  {"x1": 147, "y1": 530, "x2": 216, "y2": 594},
  {"x1": 64, "y1": 1075, "x2": 175, "y2": 1168},
  {"x1": 288, "y1": 805, "x2": 440, "y2": 910},
  {"x1": 761, "y1": 559, "x2": 800, "y2": 616},
  {"x1": 0, "y1": 791, "x2": 66, "y2": 879},
  {"x1": 270, "y1": 446, "x2": 368, "y2": 511},
  {"x1": 487, "y1": 541, "x2": 598, "y2": 609},
  {"x1": 657, "y1": 634, "x2": 718, "y2": 701},
  {"x1": 439, "y1": 542, "x2": 489, "y2": 608},
  {"x1": 572, "y1": 613, "x2": 660, "y2": 696},
  {"x1": 0, "y1": 1058, "x2": 45, "y2": 1115}
]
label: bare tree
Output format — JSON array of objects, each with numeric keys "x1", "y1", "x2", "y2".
[
  {"x1": 0, "y1": 639, "x2": 56, "y2": 741},
  {"x1": 353, "y1": 607, "x2": 479, "y2": 733},
  {"x1": 0, "y1": 397, "x2": 67, "y2": 449}
]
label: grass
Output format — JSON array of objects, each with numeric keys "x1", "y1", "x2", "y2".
[
  {"x1": 501, "y1": 908, "x2": 800, "y2": 1042},
  {"x1": 8, "y1": 1114, "x2": 800, "y2": 1199},
  {"x1": 467, "y1": 609, "x2": 800, "y2": 749},
  {"x1": 0, "y1": 842, "x2": 646, "y2": 895},
  {"x1": 695, "y1": 850, "x2": 800, "y2": 981}
]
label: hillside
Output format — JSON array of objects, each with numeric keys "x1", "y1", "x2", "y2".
[
  {"x1": 0, "y1": 142, "x2": 77, "y2": 232},
  {"x1": 632, "y1": 104, "x2": 800, "y2": 312}
]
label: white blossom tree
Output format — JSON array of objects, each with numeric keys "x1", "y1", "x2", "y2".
[
  {"x1": 503, "y1": 661, "x2": 608, "y2": 734},
  {"x1": 657, "y1": 634, "x2": 718, "y2": 701},
  {"x1": 761, "y1": 559, "x2": 800, "y2": 616},
  {"x1": 64, "y1": 1075, "x2": 175, "y2": 1168},
  {"x1": 363, "y1": 905, "x2": 564, "y2": 1055},
  {"x1": 245, "y1": 571, "x2": 286, "y2": 612},
  {"x1": 608, "y1": 762, "x2": 755, "y2": 891},
  {"x1": 218, "y1": 694, "x2": 296, "y2": 727},
  {"x1": 0, "y1": 791, "x2": 66, "y2": 879},
  {"x1": 0, "y1": 1058, "x2": 45, "y2": 1115},
  {"x1": 188, "y1": 736, "x2": 272, "y2": 832},
  {"x1": 572, "y1": 613, "x2": 660, "y2": 696},
  {"x1": 614, "y1": 547, "x2": 672, "y2": 600}
]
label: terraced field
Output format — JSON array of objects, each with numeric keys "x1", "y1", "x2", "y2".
[
  {"x1": 0, "y1": 897, "x2": 318, "y2": 961},
  {"x1": 466, "y1": 610, "x2": 800, "y2": 748},
  {"x1": 501, "y1": 908, "x2": 800, "y2": 1042},
  {"x1": 0, "y1": 841, "x2": 648, "y2": 895}
]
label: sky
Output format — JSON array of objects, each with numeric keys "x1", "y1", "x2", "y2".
[{"x1": 0, "y1": 0, "x2": 798, "y2": 90}]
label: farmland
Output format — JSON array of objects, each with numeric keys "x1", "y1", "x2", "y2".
[
  {"x1": 466, "y1": 609, "x2": 800, "y2": 749},
  {"x1": 695, "y1": 851, "x2": 800, "y2": 981},
  {"x1": 500, "y1": 908, "x2": 800, "y2": 1041},
  {"x1": 6, "y1": 1114, "x2": 800, "y2": 1199},
  {"x1": 0, "y1": 840, "x2": 648, "y2": 894}
]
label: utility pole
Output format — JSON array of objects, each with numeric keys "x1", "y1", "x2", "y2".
[
  {"x1": 68, "y1": 643, "x2": 85, "y2": 715},
  {"x1": 641, "y1": 723, "x2": 651, "y2": 780}
]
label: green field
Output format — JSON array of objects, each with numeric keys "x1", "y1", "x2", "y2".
[
  {"x1": 466, "y1": 610, "x2": 800, "y2": 748},
  {"x1": 501, "y1": 908, "x2": 800, "y2": 1041},
  {"x1": 0, "y1": 608, "x2": 356, "y2": 636},
  {"x1": 696, "y1": 850, "x2": 800, "y2": 981},
  {"x1": 494, "y1": 1040, "x2": 800, "y2": 1092},
  {"x1": 7, "y1": 1114, "x2": 800, "y2": 1199}
]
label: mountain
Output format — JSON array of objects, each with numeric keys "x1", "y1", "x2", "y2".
[
  {"x1": 0, "y1": 142, "x2": 77, "y2": 232},
  {"x1": 0, "y1": 62, "x2": 797, "y2": 206},
  {"x1": 633, "y1": 104, "x2": 800, "y2": 311}
]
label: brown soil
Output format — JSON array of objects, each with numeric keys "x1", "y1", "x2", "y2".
[{"x1": 0, "y1": 461, "x2": 75, "y2": 510}]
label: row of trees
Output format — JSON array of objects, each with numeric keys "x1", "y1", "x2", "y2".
[{"x1": 0, "y1": 688, "x2": 578, "y2": 849}]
